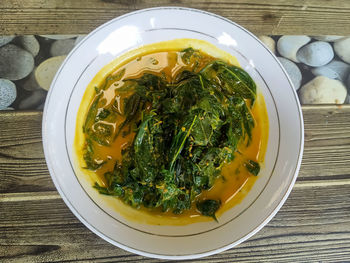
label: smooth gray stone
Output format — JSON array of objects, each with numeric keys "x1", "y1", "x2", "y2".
[
  {"x1": 347, "y1": 74, "x2": 350, "y2": 98},
  {"x1": 0, "y1": 79, "x2": 17, "y2": 110},
  {"x1": 0, "y1": 44, "x2": 34, "y2": 80},
  {"x1": 50, "y1": 39, "x2": 75, "y2": 56},
  {"x1": 311, "y1": 60, "x2": 350, "y2": 82},
  {"x1": 74, "y1": 35, "x2": 87, "y2": 46},
  {"x1": 17, "y1": 35, "x2": 40, "y2": 57},
  {"x1": 0, "y1": 36, "x2": 15, "y2": 47},
  {"x1": 297, "y1": 41, "x2": 334, "y2": 67},
  {"x1": 18, "y1": 89, "x2": 47, "y2": 109},
  {"x1": 345, "y1": 94, "x2": 350, "y2": 104},
  {"x1": 22, "y1": 70, "x2": 41, "y2": 91},
  {"x1": 37, "y1": 102, "x2": 46, "y2": 110},
  {"x1": 277, "y1": 35, "x2": 311, "y2": 62},
  {"x1": 312, "y1": 36, "x2": 344, "y2": 42},
  {"x1": 278, "y1": 57, "x2": 302, "y2": 90}
]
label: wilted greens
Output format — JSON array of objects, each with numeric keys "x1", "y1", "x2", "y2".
[{"x1": 82, "y1": 48, "x2": 260, "y2": 220}]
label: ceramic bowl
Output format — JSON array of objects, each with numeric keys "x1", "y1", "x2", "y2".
[{"x1": 43, "y1": 7, "x2": 304, "y2": 260}]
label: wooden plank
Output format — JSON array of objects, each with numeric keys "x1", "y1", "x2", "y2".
[
  {"x1": 0, "y1": 184, "x2": 349, "y2": 262},
  {"x1": 0, "y1": 112, "x2": 55, "y2": 193},
  {"x1": 1, "y1": 106, "x2": 350, "y2": 194},
  {"x1": 0, "y1": 106, "x2": 350, "y2": 261},
  {"x1": 299, "y1": 105, "x2": 350, "y2": 181},
  {"x1": 1, "y1": 0, "x2": 350, "y2": 35}
]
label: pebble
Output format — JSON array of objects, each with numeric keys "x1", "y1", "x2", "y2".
[
  {"x1": 22, "y1": 70, "x2": 41, "y2": 91},
  {"x1": 278, "y1": 57, "x2": 302, "y2": 90},
  {"x1": 299, "y1": 76, "x2": 347, "y2": 104},
  {"x1": 35, "y1": 55, "x2": 66, "y2": 91},
  {"x1": 345, "y1": 94, "x2": 350, "y2": 104},
  {"x1": 16, "y1": 35, "x2": 40, "y2": 57},
  {"x1": 74, "y1": 35, "x2": 86, "y2": 46},
  {"x1": 334, "y1": 37, "x2": 350, "y2": 64},
  {"x1": 0, "y1": 36, "x2": 15, "y2": 47},
  {"x1": 312, "y1": 36, "x2": 344, "y2": 42},
  {"x1": 258, "y1": 35, "x2": 275, "y2": 54},
  {"x1": 311, "y1": 60, "x2": 350, "y2": 82},
  {"x1": 37, "y1": 102, "x2": 46, "y2": 110},
  {"x1": 18, "y1": 89, "x2": 47, "y2": 109},
  {"x1": 296, "y1": 41, "x2": 334, "y2": 67},
  {"x1": 40, "y1": 35, "x2": 76, "y2": 40},
  {"x1": 0, "y1": 44, "x2": 34, "y2": 80},
  {"x1": 277, "y1": 35, "x2": 311, "y2": 62},
  {"x1": 50, "y1": 39, "x2": 75, "y2": 56},
  {"x1": 0, "y1": 79, "x2": 17, "y2": 110}
]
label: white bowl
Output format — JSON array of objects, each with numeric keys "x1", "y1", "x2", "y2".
[{"x1": 43, "y1": 7, "x2": 303, "y2": 260}]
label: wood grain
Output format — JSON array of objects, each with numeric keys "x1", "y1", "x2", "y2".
[
  {"x1": 0, "y1": 112, "x2": 55, "y2": 193},
  {"x1": 1, "y1": 106, "x2": 349, "y2": 194},
  {"x1": 0, "y1": 105, "x2": 350, "y2": 262},
  {"x1": 1, "y1": 0, "x2": 350, "y2": 35},
  {"x1": 1, "y1": 185, "x2": 349, "y2": 262}
]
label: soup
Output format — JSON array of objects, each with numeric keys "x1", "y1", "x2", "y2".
[{"x1": 75, "y1": 39, "x2": 268, "y2": 224}]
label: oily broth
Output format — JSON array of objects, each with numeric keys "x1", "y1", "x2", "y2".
[{"x1": 75, "y1": 40, "x2": 268, "y2": 224}]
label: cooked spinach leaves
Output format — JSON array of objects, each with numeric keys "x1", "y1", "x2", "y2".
[
  {"x1": 245, "y1": 160, "x2": 260, "y2": 176},
  {"x1": 196, "y1": 199, "x2": 221, "y2": 221},
  {"x1": 84, "y1": 55, "x2": 260, "y2": 220}
]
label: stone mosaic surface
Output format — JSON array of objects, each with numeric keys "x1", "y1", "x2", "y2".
[{"x1": 0, "y1": 35, "x2": 349, "y2": 110}]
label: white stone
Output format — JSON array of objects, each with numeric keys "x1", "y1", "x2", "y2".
[
  {"x1": 18, "y1": 89, "x2": 47, "y2": 109},
  {"x1": 50, "y1": 39, "x2": 75, "y2": 56},
  {"x1": 311, "y1": 60, "x2": 350, "y2": 82},
  {"x1": 0, "y1": 36, "x2": 15, "y2": 47},
  {"x1": 297, "y1": 41, "x2": 334, "y2": 67},
  {"x1": 278, "y1": 57, "x2": 302, "y2": 90},
  {"x1": 258, "y1": 35, "x2": 275, "y2": 54},
  {"x1": 35, "y1": 56, "x2": 66, "y2": 91},
  {"x1": 0, "y1": 44, "x2": 34, "y2": 80},
  {"x1": 299, "y1": 76, "x2": 347, "y2": 104},
  {"x1": 17, "y1": 35, "x2": 40, "y2": 57},
  {"x1": 74, "y1": 35, "x2": 86, "y2": 46},
  {"x1": 312, "y1": 36, "x2": 344, "y2": 42},
  {"x1": 40, "y1": 35, "x2": 76, "y2": 40},
  {"x1": 0, "y1": 79, "x2": 17, "y2": 109},
  {"x1": 334, "y1": 37, "x2": 350, "y2": 64},
  {"x1": 277, "y1": 35, "x2": 311, "y2": 62}
]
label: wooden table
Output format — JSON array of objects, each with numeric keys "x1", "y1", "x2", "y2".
[{"x1": 1, "y1": 1, "x2": 350, "y2": 262}]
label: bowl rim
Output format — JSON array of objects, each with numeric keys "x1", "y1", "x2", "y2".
[{"x1": 42, "y1": 6, "x2": 304, "y2": 260}]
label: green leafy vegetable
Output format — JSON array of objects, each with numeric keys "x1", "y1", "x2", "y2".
[
  {"x1": 245, "y1": 160, "x2": 260, "y2": 176},
  {"x1": 86, "y1": 54, "x2": 259, "y2": 220},
  {"x1": 97, "y1": 108, "x2": 110, "y2": 120},
  {"x1": 83, "y1": 138, "x2": 105, "y2": 170},
  {"x1": 83, "y1": 94, "x2": 101, "y2": 133},
  {"x1": 196, "y1": 199, "x2": 221, "y2": 221}
]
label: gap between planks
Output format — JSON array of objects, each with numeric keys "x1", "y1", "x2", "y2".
[{"x1": 1, "y1": 179, "x2": 350, "y2": 202}]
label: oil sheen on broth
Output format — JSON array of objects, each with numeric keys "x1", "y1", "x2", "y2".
[{"x1": 75, "y1": 40, "x2": 268, "y2": 224}]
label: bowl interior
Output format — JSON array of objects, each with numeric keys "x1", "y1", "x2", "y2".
[{"x1": 43, "y1": 7, "x2": 303, "y2": 259}]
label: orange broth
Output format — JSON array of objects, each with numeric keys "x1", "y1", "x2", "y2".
[{"x1": 75, "y1": 43, "x2": 268, "y2": 224}]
